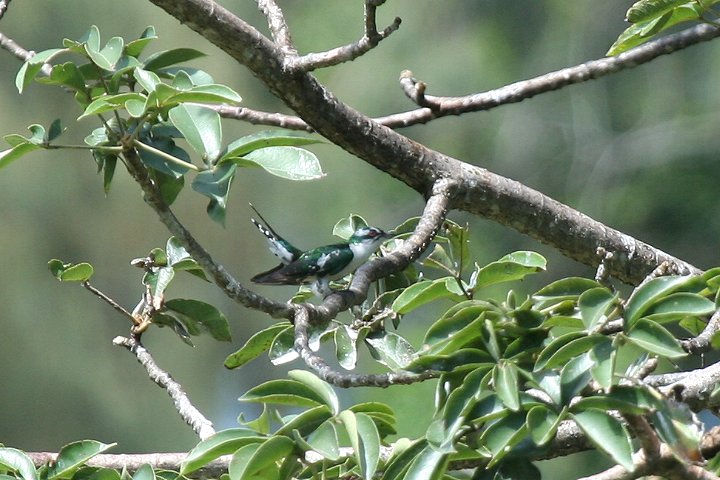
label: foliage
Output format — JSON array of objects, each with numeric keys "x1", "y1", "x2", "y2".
[
  {"x1": 1, "y1": 25, "x2": 325, "y2": 225},
  {"x1": 608, "y1": 0, "x2": 720, "y2": 54}
]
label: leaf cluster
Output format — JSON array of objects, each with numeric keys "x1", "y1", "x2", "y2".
[{"x1": 2, "y1": 25, "x2": 326, "y2": 225}]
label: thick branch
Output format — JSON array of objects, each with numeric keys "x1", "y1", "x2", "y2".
[
  {"x1": 26, "y1": 452, "x2": 228, "y2": 479},
  {"x1": 113, "y1": 336, "x2": 215, "y2": 440},
  {"x1": 145, "y1": 0, "x2": 705, "y2": 285}
]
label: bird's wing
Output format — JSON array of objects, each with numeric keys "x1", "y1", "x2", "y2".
[
  {"x1": 251, "y1": 246, "x2": 353, "y2": 285},
  {"x1": 250, "y1": 204, "x2": 303, "y2": 264}
]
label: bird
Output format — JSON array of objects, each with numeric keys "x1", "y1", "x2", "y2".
[{"x1": 250, "y1": 206, "x2": 392, "y2": 296}]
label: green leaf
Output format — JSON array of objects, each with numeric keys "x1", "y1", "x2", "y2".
[
  {"x1": 143, "y1": 48, "x2": 206, "y2": 71},
  {"x1": 364, "y1": 331, "x2": 417, "y2": 370},
  {"x1": 480, "y1": 411, "x2": 528, "y2": 465},
  {"x1": 48, "y1": 260, "x2": 94, "y2": 282},
  {"x1": 560, "y1": 354, "x2": 593, "y2": 405},
  {"x1": 164, "y1": 298, "x2": 231, "y2": 342},
  {"x1": 334, "y1": 324, "x2": 357, "y2": 370},
  {"x1": 0, "y1": 448, "x2": 37, "y2": 480},
  {"x1": 302, "y1": 421, "x2": 341, "y2": 460},
  {"x1": 642, "y1": 292, "x2": 715, "y2": 322},
  {"x1": 589, "y1": 337, "x2": 615, "y2": 390},
  {"x1": 40, "y1": 63, "x2": 87, "y2": 91},
  {"x1": 572, "y1": 410, "x2": 634, "y2": 472},
  {"x1": 625, "y1": 318, "x2": 686, "y2": 358},
  {"x1": 125, "y1": 26, "x2": 158, "y2": 57},
  {"x1": 579, "y1": 287, "x2": 617, "y2": 331},
  {"x1": 232, "y1": 146, "x2": 325, "y2": 181},
  {"x1": 493, "y1": 362, "x2": 520, "y2": 411},
  {"x1": 191, "y1": 163, "x2": 236, "y2": 226},
  {"x1": 571, "y1": 386, "x2": 660, "y2": 415},
  {"x1": 625, "y1": 275, "x2": 695, "y2": 328},
  {"x1": 228, "y1": 436, "x2": 294, "y2": 480},
  {"x1": 404, "y1": 349, "x2": 493, "y2": 373},
  {"x1": 131, "y1": 464, "x2": 154, "y2": 480},
  {"x1": 239, "y1": 379, "x2": 328, "y2": 408},
  {"x1": 536, "y1": 334, "x2": 607, "y2": 372},
  {"x1": 332, "y1": 214, "x2": 368, "y2": 240},
  {"x1": 339, "y1": 411, "x2": 381, "y2": 480},
  {"x1": 534, "y1": 277, "x2": 602, "y2": 298},
  {"x1": 224, "y1": 322, "x2": 291, "y2": 369},
  {"x1": 288, "y1": 370, "x2": 339, "y2": 415},
  {"x1": 392, "y1": 278, "x2": 465, "y2": 314},
  {"x1": 527, "y1": 405, "x2": 562, "y2": 445},
  {"x1": 78, "y1": 93, "x2": 147, "y2": 119},
  {"x1": 473, "y1": 251, "x2": 546, "y2": 290},
  {"x1": 383, "y1": 440, "x2": 436, "y2": 480},
  {"x1": 0, "y1": 143, "x2": 41, "y2": 170},
  {"x1": 219, "y1": 130, "x2": 323, "y2": 163},
  {"x1": 16, "y1": 48, "x2": 65, "y2": 93},
  {"x1": 273, "y1": 405, "x2": 333, "y2": 438},
  {"x1": 268, "y1": 325, "x2": 298, "y2": 365},
  {"x1": 424, "y1": 301, "x2": 496, "y2": 344},
  {"x1": 533, "y1": 331, "x2": 587, "y2": 371},
  {"x1": 133, "y1": 67, "x2": 162, "y2": 93},
  {"x1": 181, "y1": 428, "x2": 263, "y2": 474},
  {"x1": 47, "y1": 440, "x2": 115, "y2": 480},
  {"x1": 158, "y1": 84, "x2": 242, "y2": 106},
  {"x1": 626, "y1": 0, "x2": 693, "y2": 23},
  {"x1": 168, "y1": 104, "x2": 222, "y2": 161},
  {"x1": 607, "y1": 4, "x2": 703, "y2": 55}
]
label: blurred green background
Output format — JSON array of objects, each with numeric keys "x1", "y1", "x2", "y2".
[{"x1": 1, "y1": 1, "x2": 719, "y2": 477}]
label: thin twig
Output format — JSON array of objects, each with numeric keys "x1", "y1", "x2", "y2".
[
  {"x1": 287, "y1": 0, "x2": 401, "y2": 71},
  {"x1": 0, "y1": 0, "x2": 11, "y2": 21},
  {"x1": 397, "y1": 23, "x2": 720, "y2": 121},
  {"x1": 256, "y1": 0, "x2": 297, "y2": 57},
  {"x1": 682, "y1": 309, "x2": 720, "y2": 353},
  {"x1": 113, "y1": 335, "x2": 216, "y2": 440},
  {"x1": 81, "y1": 281, "x2": 136, "y2": 320}
]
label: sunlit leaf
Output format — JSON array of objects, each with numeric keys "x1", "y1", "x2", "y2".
[
  {"x1": 228, "y1": 436, "x2": 293, "y2": 480},
  {"x1": 181, "y1": 428, "x2": 264, "y2": 474},
  {"x1": 231, "y1": 146, "x2": 325, "y2": 181},
  {"x1": 625, "y1": 318, "x2": 686, "y2": 358},
  {"x1": 288, "y1": 370, "x2": 339, "y2": 415},
  {"x1": 224, "y1": 322, "x2": 291, "y2": 369},
  {"x1": 168, "y1": 104, "x2": 222, "y2": 161},
  {"x1": 364, "y1": 331, "x2": 417, "y2": 370},
  {"x1": 239, "y1": 379, "x2": 328, "y2": 408},
  {"x1": 143, "y1": 48, "x2": 206, "y2": 71},
  {"x1": 0, "y1": 448, "x2": 37, "y2": 480},
  {"x1": 47, "y1": 440, "x2": 115, "y2": 480}
]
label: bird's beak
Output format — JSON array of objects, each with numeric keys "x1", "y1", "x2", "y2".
[{"x1": 384, "y1": 229, "x2": 398, "y2": 238}]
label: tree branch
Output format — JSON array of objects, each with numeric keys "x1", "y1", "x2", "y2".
[
  {"x1": 145, "y1": 0, "x2": 705, "y2": 285},
  {"x1": 256, "y1": 0, "x2": 297, "y2": 57},
  {"x1": 112, "y1": 335, "x2": 215, "y2": 440},
  {"x1": 397, "y1": 23, "x2": 720, "y2": 121},
  {"x1": 0, "y1": 0, "x2": 11, "y2": 21},
  {"x1": 286, "y1": 0, "x2": 401, "y2": 71}
]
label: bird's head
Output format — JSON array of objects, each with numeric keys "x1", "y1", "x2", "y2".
[{"x1": 349, "y1": 226, "x2": 393, "y2": 248}]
